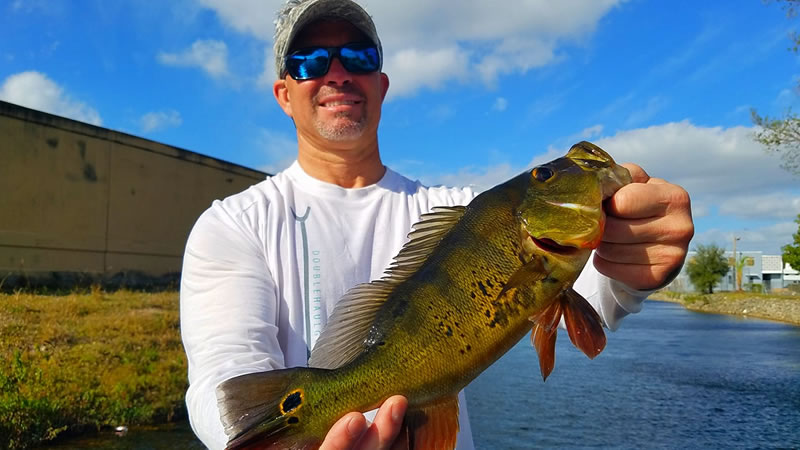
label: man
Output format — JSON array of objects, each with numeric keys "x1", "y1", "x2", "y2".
[{"x1": 180, "y1": 0, "x2": 694, "y2": 448}]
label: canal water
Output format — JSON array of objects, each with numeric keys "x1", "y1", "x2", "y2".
[{"x1": 45, "y1": 300, "x2": 800, "y2": 448}]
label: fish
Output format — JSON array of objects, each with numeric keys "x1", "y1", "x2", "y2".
[{"x1": 216, "y1": 141, "x2": 632, "y2": 449}]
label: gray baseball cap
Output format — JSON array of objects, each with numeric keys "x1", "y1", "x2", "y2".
[{"x1": 273, "y1": 0, "x2": 383, "y2": 79}]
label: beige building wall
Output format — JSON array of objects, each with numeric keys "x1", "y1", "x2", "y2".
[{"x1": 0, "y1": 100, "x2": 267, "y2": 288}]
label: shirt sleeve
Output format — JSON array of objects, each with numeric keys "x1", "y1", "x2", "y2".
[
  {"x1": 180, "y1": 201, "x2": 284, "y2": 449},
  {"x1": 572, "y1": 253, "x2": 654, "y2": 331}
]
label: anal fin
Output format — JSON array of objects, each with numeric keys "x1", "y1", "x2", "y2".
[
  {"x1": 403, "y1": 395, "x2": 460, "y2": 450},
  {"x1": 562, "y1": 288, "x2": 606, "y2": 359}
]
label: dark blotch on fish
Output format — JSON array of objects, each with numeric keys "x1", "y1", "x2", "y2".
[
  {"x1": 282, "y1": 392, "x2": 302, "y2": 413},
  {"x1": 477, "y1": 281, "x2": 488, "y2": 297}
]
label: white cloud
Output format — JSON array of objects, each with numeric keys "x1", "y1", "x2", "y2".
[
  {"x1": 581, "y1": 125, "x2": 604, "y2": 139},
  {"x1": 196, "y1": 0, "x2": 624, "y2": 95},
  {"x1": 492, "y1": 97, "x2": 508, "y2": 112},
  {"x1": 256, "y1": 129, "x2": 297, "y2": 174},
  {"x1": 385, "y1": 120, "x2": 799, "y2": 255},
  {"x1": 557, "y1": 124, "x2": 605, "y2": 147},
  {"x1": 157, "y1": 39, "x2": 231, "y2": 79},
  {"x1": 373, "y1": 0, "x2": 622, "y2": 92},
  {"x1": 691, "y1": 203, "x2": 710, "y2": 219},
  {"x1": 591, "y1": 121, "x2": 796, "y2": 198},
  {"x1": 416, "y1": 120, "x2": 799, "y2": 228},
  {"x1": 427, "y1": 104, "x2": 455, "y2": 122},
  {"x1": 140, "y1": 109, "x2": 182, "y2": 133},
  {"x1": 427, "y1": 120, "x2": 797, "y2": 208},
  {"x1": 718, "y1": 195, "x2": 800, "y2": 220},
  {"x1": 0, "y1": 71, "x2": 101, "y2": 125},
  {"x1": 383, "y1": 47, "x2": 470, "y2": 98},
  {"x1": 194, "y1": 0, "x2": 279, "y2": 41}
]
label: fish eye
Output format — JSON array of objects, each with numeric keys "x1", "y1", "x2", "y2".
[{"x1": 532, "y1": 167, "x2": 554, "y2": 182}]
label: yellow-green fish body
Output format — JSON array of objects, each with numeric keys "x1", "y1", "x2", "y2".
[{"x1": 217, "y1": 142, "x2": 632, "y2": 449}]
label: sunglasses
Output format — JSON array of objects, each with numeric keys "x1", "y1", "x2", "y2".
[{"x1": 284, "y1": 42, "x2": 381, "y2": 80}]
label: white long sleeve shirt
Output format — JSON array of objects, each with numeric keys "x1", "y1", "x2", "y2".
[{"x1": 180, "y1": 161, "x2": 648, "y2": 449}]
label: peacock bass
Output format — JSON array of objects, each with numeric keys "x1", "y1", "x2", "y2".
[{"x1": 216, "y1": 141, "x2": 632, "y2": 449}]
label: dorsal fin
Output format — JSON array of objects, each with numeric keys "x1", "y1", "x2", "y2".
[{"x1": 308, "y1": 206, "x2": 467, "y2": 370}]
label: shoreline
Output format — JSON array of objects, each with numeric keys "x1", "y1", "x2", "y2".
[{"x1": 648, "y1": 291, "x2": 800, "y2": 327}]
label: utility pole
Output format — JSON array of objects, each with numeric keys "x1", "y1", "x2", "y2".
[{"x1": 732, "y1": 235, "x2": 740, "y2": 291}]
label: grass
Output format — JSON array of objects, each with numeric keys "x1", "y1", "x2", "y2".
[{"x1": 0, "y1": 288, "x2": 187, "y2": 448}]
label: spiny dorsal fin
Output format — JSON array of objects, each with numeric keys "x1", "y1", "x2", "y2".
[{"x1": 308, "y1": 206, "x2": 467, "y2": 370}]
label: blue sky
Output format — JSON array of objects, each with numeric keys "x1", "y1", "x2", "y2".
[{"x1": 2, "y1": 0, "x2": 799, "y2": 255}]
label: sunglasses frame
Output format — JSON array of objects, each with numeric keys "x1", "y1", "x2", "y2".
[{"x1": 283, "y1": 42, "x2": 381, "y2": 81}]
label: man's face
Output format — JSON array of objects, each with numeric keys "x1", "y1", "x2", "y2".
[{"x1": 274, "y1": 20, "x2": 389, "y2": 145}]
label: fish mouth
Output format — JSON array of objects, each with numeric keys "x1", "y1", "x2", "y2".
[{"x1": 531, "y1": 237, "x2": 579, "y2": 255}]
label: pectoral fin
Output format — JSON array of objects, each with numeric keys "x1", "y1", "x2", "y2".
[
  {"x1": 402, "y1": 395, "x2": 460, "y2": 450},
  {"x1": 561, "y1": 288, "x2": 606, "y2": 359},
  {"x1": 497, "y1": 255, "x2": 548, "y2": 300},
  {"x1": 529, "y1": 299, "x2": 563, "y2": 381}
]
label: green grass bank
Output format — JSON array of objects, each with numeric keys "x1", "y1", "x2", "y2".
[
  {"x1": 0, "y1": 289, "x2": 187, "y2": 449},
  {"x1": 649, "y1": 290, "x2": 800, "y2": 326}
]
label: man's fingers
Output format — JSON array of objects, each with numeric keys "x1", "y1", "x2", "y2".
[
  {"x1": 595, "y1": 241, "x2": 687, "y2": 266},
  {"x1": 605, "y1": 182, "x2": 685, "y2": 219},
  {"x1": 620, "y1": 163, "x2": 650, "y2": 183},
  {"x1": 320, "y1": 413, "x2": 367, "y2": 450},
  {"x1": 355, "y1": 396, "x2": 407, "y2": 450},
  {"x1": 601, "y1": 215, "x2": 694, "y2": 245},
  {"x1": 593, "y1": 253, "x2": 672, "y2": 290}
]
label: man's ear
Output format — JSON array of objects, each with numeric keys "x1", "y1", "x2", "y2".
[
  {"x1": 273, "y1": 79, "x2": 293, "y2": 117},
  {"x1": 380, "y1": 73, "x2": 390, "y2": 101}
]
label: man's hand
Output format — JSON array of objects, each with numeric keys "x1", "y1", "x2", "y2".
[
  {"x1": 594, "y1": 163, "x2": 694, "y2": 290},
  {"x1": 320, "y1": 395, "x2": 408, "y2": 450}
]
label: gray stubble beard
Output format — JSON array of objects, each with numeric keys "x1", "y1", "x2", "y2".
[{"x1": 313, "y1": 111, "x2": 368, "y2": 141}]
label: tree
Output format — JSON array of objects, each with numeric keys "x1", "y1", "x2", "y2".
[
  {"x1": 751, "y1": 110, "x2": 800, "y2": 175},
  {"x1": 734, "y1": 254, "x2": 747, "y2": 291},
  {"x1": 783, "y1": 213, "x2": 800, "y2": 270},
  {"x1": 751, "y1": 0, "x2": 800, "y2": 175},
  {"x1": 686, "y1": 244, "x2": 730, "y2": 294}
]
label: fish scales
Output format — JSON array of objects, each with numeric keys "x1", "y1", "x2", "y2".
[{"x1": 216, "y1": 141, "x2": 632, "y2": 449}]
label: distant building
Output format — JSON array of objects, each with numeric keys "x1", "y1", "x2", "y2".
[
  {"x1": 668, "y1": 250, "x2": 800, "y2": 293},
  {"x1": 0, "y1": 100, "x2": 268, "y2": 289}
]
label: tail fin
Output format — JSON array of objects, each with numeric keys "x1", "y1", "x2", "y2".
[{"x1": 216, "y1": 367, "x2": 320, "y2": 450}]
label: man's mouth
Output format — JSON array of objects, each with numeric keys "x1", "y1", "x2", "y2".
[{"x1": 320, "y1": 100, "x2": 361, "y2": 107}]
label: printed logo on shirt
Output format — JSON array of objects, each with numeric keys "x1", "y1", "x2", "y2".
[{"x1": 292, "y1": 207, "x2": 323, "y2": 359}]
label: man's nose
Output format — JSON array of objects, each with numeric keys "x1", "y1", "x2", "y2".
[{"x1": 324, "y1": 57, "x2": 352, "y2": 84}]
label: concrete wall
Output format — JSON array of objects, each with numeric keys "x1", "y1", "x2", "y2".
[{"x1": 0, "y1": 101, "x2": 268, "y2": 288}]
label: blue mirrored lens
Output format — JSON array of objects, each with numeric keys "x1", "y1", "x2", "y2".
[
  {"x1": 339, "y1": 46, "x2": 380, "y2": 73},
  {"x1": 286, "y1": 48, "x2": 331, "y2": 80}
]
